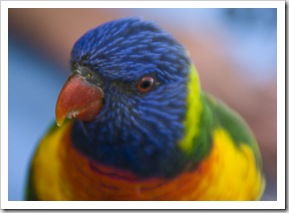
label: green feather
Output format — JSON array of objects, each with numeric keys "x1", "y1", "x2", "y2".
[
  {"x1": 177, "y1": 65, "x2": 262, "y2": 171},
  {"x1": 204, "y1": 94, "x2": 263, "y2": 170}
]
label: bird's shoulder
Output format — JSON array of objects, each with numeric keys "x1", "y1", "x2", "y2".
[{"x1": 26, "y1": 121, "x2": 73, "y2": 200}]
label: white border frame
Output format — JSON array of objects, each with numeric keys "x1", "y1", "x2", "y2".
[{"x1": 1, "y1": 1, "x2": 285, "y2": 209}]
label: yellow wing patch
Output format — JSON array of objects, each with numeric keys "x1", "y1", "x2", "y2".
[
  {"x1": 200, "y1": 128, "x2": 265, "y2": 200},
  {"x1": 30, "y1": 122, "x2": 73, "y2": 200}
]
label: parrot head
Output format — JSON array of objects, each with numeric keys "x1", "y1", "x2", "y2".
[{"x1": 55, "y1": 17, "x2": 197, "y2": 177}]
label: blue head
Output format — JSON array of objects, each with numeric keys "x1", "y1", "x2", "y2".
[{"x1": 70, "y1": 17, "x2": 192, "y2": 177}]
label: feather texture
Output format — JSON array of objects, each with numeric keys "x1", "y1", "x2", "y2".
[{"x1": 27, "y1": 17, "x2": 265, "y2": 200}]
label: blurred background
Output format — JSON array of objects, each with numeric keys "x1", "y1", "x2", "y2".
[{"x1": 8, "y1": 8, "x2": 277, "y2": 201}]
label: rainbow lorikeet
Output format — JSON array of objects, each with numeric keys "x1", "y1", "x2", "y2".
[{"x1": 26, "y1": 17, "x2": 265, "y2": 201}]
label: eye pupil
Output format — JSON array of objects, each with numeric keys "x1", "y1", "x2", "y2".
[
  {"x1": 137, "y1": 76, "x2": 154, "y2": 92},
  {"x1": 141, "y1": 80, "x2": 151, "y2": 89}
]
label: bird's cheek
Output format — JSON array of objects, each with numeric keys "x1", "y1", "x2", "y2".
[{"x1": 55, "y1": 73, "x2": 104, "y2": 126}]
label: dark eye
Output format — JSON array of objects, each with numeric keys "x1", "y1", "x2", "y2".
[{"x1": 137, "y1": 76, "x2": 154, "y2": 93}]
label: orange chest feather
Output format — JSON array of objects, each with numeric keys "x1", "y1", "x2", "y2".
[{"x1": 31, "y1": 122, "x2": 264, "y2": 200}]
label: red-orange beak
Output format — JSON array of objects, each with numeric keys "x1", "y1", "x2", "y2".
[{"x1": 55, "y1": 73, "x2": 104, "y2": 126}]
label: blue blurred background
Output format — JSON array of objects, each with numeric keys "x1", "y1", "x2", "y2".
[{"x1": 8, "y1": 8, "x2": 277, "y2": 201}]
